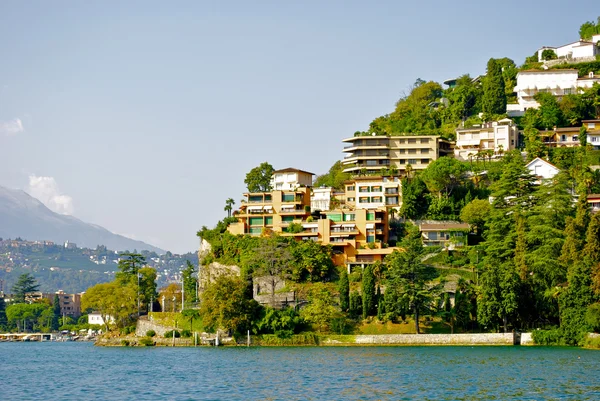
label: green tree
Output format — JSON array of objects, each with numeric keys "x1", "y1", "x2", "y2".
[
  {"x1": 81, "y1": 282, "x2": 137, "y2": 330},
  {"x1": 540, "y1": 49, "x2": 557, "y2": 60},
  {"x1": 579, "y1": 17, "x2": 600, "y2": 40},
  {"x1": 445, "y1": 74, "x2": 483, "y2": 121},
  {"x1": 338, "y1": 269, "x2": 350, "y2": 312},
  {"x1": 362, "y1": 265, "x2": 376, "y2": 318},
  {"x1": 199, "y1": 275, "x2": 260, "y2": 336},
  {"x1": 460, "y1": 198, "x2": 492, "y2": 235},
  {"x1": 11, "y1": 273, "x2": 39, "y2": 303},
  {"x1": 420, "y1": 157, "x2": 467, "y2": 198},
  {"x1": 138, "y1": 267, "x2": 158, "y2": 312},
  {"x1": 249, "y1": 237, "x2": 293, "y2": 306},
  {"x1": 182, "y1": 260, "x2": 197, "y2": 306},
  {"x1": 349, "y1": 291, "x2": 362, "y2": 318},
  {"x1": 115, "y1": 253, "x2": 146, "y2": 282},
  {"x1": 314, "y1": 161, "x2": 351, "y2": 190},
  {"x1": 0, "y1": 295, "x2": 7, "y2": 330},
  {"x1": 52, "y1": 294, "x2": 61, "y2": 331},
  {"x1": 244, "y1": 162, "x2": 274, "y2": 192},
  {"x1": 224, "y1": 198, "x2": 235, "y2": 218},
  {"x1": 482, "y1": 58, "x2": 507, "y2": 118},
  {"x1": 584, "y1": 213, "x2": 600, "y2": 294},
  {"x1": 6, "y1": 303, "x2": 51, "y2": 332},
  {"x1": 400, "y1": 177, "x2": 429, "y2": 219},
  {"x1": 300, "y1": 283, "x2": 339, "y2": 332},
  {"x1": 386, "y1": 225, "x2": 439, "y2": 334},
  {"x1": 534, "y1": 92, "x2": 563, "y2": 129}
]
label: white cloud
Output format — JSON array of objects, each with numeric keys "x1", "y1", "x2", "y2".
[
  {"x1": 0, "y1": 118, "x2": 24, "y2": 136},
  {"x1": 27, "y1": 175, "x2": 74, "y2": 215}
]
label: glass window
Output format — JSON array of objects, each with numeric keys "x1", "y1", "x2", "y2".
[
  {"x1": 359, "y1": 197, "x2": 370, "y2": 203},
  {"x1": 282, "y1": 216, "x2": 295, "y2": 223},
  {"x1": 265, "y1": 216, "x2": 273, "y2": 225},
  {"x1": 371, "y1": 186, "x2": 382, "y2": 192},
  {"x1": 421, "y1": 159, "x2": 429, "y2": 164},
  {"x1": 367, "y1": 212, "x2": 375, "y2": 221},
  {"x1": 328, "y1": 213, "x2": 342, "y2": 222},
  {"x1": 249, "y1": 217, "x2": 263, "y2": 226},
  {"x1": 421, "y1": 149, "x2": 429, "y2": 154},
  {"x1": 408, "y1": 159, "x2": 417, "y2": 164},
  {"x1": 407, "y1": 139, "x2": 417, "y2": 144},
  {"x1": 359, "y1": 186, "x2": 370, "y2": 192},
  {"x1": 344, "y1": 214, "x2": 355, "y2": 221},
  {"x1": 282, "y1": 194, "x2": 295, "y2": 202},
  {"x1": 420, "y1": 138, "x2": 429, "y2": 143},
  {"x1": 346, "y1": 185, "x2": 355, "y2": 191}
]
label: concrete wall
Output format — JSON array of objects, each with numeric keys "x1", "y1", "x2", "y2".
[
  {"x1": 520, "y1": 332, "x2": 534, "y2": 346},
  {"x1": 348, "y1": 333, "x2": 516, "y2": 346}
]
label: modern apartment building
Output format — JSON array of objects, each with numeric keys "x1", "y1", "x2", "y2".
[
  {"x1": 538, "y1": 120, "x2": 600, "y2": 149},
  {"x1": 454, "y1": 118, "x2": 518, "y2": 161},
  {"x1": 228, "y1": 187, "x2": 312, "y2": 236},
  {"x1": 419, "y1": 222, "x2": 470, "y2": 249},
  {"x1": 341, "y1": 134, "x2": 452, "y2": 174},
  {"x1": 344, "y1": 175, "x2": 401, "y2": 211}
]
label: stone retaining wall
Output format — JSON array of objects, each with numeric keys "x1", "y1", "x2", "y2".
[
  {"x1": 135, "y1": 317, "x2": 176, "y2": 337},
  {"x1": 520, "y1": 333, "x2": 534, "y2": 346},
  {"x1": 346, "y1": 333, "x2": 516, "y2": 346}
]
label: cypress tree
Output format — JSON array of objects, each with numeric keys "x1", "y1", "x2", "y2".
[
  {"x1": 349, "y1": 292, "x2": 362, "y2": 318},
  {"x1": 482, "y1": 58, "x2": 507, "y2": 118},
  {"x1": 0, "y1": 296, "x2": 6, "y2": 330},
  {"x1": 376, "y1": 286, "x2": 384, "y2": 321},
  {"x1": 362, "y1": 265, "x2": 376, "y2": 319},
  {"x1": 583, "y1": 213, "x2": 600, "y2": 294},
  {"x1": 52, "y1": 294, "x2": 61, "y2": 331},
  {"x1": 338, "y1": 269, "x2": 350, "y2": 312}
]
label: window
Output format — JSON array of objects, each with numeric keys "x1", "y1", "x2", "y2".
[
  {"x1": 371, "y1": 186, "x2": 382, "y2": 192},
  {"x1": 589, "y1": 123, "x2": 596, "y2": 129},
  {"x1": 407, "y1": 138, "x2": 417, "y2": 144},
  {"x1": 249, "y1": 217, "x2": 263, "y2": 226},
  {"x1": 359, "y1": 197, "x2": 370, "y2": 203},
  {"x1": 591, "y1": 136, "x2": 599, "y2": 142},
  {"x1": 421, "y1": 149, "x2": 429, "y2": 154},
  {"x1": 347, "y1": 197, "x2": 355, "y2": 202},
  {"x1": 399, "y1": 149, "x2": 406, "y2": 154},
  {"x1": 282, "y1": 216, "x2": 295, "y2": 223},
  {"x1": 367, "y1": 212, "x2": 375, "y2": 221},
  {"x1": 564, "y1": 88, "x2": 573, "y2": 95},
  {"x1": 371, "y1": 196, "x2": 382, "y2": 203},
  {"x1": 420, "y1": 138, "x2": 429, "y2": 143},
  {"x1": 399, "y1": 159, "x2": 406, "y2": 164},
  {"x1": 346, "y1": 185, "x2": 355, "y2": 191},
  {"x1": 561, "y1": 135, "x2": 566, "y2": 142},
  {"x1": 408, "y1": 159, "x2": 417, "y2": 164},
  {"x1": 282, "y1": 194, "x2": 295, "y2": 202},
  {"x1": 399, "y1": 139, "x2": 406, "y2": 144},
  {"x1": 366, "y1": 160, "x2": 377, "y2": 166},
  {"x1": 421, "y1": 159, "x2": 429, "y2": 164},
  {"x1": 408, "y1": 149, "x2": 417, "y2": 154},
  {"x1": 265, "y1": 216, "x2": 273, "y2": 225},
  {"x1": 359, "y1": 186, "x2": 370, "y2": 193},
  {"x1": 345, "y1": 214, "x2": 355, "y2": 221}
]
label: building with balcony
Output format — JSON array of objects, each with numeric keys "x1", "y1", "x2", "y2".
[
  {"x1": 454, "y1": 118, "x2": 518, "y2": 161},
  {"x1": 344, "y1": 175, "x2": 401, "y2": 211},
  {"x1": 270, "y1": 168, "x2": 314, "y2": 191},
  {"x1": 537, "y1": 34, "x2": 600, "y2": 62},
  {"x1": 508, "y1": 69, "x2": 600, "y2": 117},
  {"x1": 419, "y1": 222, "x2": 470, "y2": 249},
  {"x1": 311, "y1": 187, "x2": 334, "y2": 212},
  {"x1": 341, "y1": 134, "x2": 452, "y2": 174},
  {"x1": 584, "y1": 119, "x2": 600, "y2": 150},
  {"x1": 588, "y1": 194, "x2": 600, "y2": 214},
  {"x1": 228, "y1": 187, "x2": 312, "y2": 236}
]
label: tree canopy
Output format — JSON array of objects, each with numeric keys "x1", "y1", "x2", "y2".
[{"x1": 244, "y1": 162, "x2": 274, "y2": 192}]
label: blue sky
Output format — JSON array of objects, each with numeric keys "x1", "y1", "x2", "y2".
[{"x1": 0, "y1": 1, "x2": 597, "y2": 253}]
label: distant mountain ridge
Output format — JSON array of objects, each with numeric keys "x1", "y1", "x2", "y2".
[{"x1": 0, "y1": 185, "x2": 165, "y2": 254}]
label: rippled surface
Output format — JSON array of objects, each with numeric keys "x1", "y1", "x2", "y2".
[{"x1": 1, "y1": 343, "x2": 600, "y2": 400}]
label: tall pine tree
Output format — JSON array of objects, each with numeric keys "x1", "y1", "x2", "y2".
[{"x1": 482, "y1": 58, "x2": 507, "y2": 118}]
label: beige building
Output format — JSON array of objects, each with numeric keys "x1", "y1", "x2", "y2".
[
  {"x1": 419, "y1": 222, "x2": 470, "y2": 249},
  {"x1": 270, "y1": 168, "x2": 314, "y2": 191},
  {"x1": 344, "y1": 175, "x2": 401, "y2": 211},
  {"x1": 228, "y1": 187, "x2": 312, "y2": 236},
  {"x1": 342, "y1": 134, "x2": 452, "y2": 174},
  {"x1": 454, "y1": 118, "x2": 518, "y2": 161}
]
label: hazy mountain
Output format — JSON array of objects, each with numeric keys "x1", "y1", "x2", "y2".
[{"x1": 0, "y1": 185, "x2": 165, "y2": 254}]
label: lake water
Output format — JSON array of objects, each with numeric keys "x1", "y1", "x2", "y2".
[{"x1": 1, "y1": 342, "x2": 599, "y2": 400}]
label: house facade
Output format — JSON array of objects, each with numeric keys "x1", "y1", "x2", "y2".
[
  {"x1": 344, "y1": 175, "x2": 402, "y2": 211},
  {"x1": 419, "y1": 222, "x2": 470, "y2": 249},
  {"x1": 270, "y1": 168, "x2": 314, "y2": 191},
  {"x1": 342, "y1": 134, "x2": 452, "y2": 174},
  {"x1": 526, "y1": 157, "x2": 560, "y2": 181},
  {"x1": 454, "y1": 118, "x2": 518, "y2": 161},
  {"x1": 588, "y1": 194, "x2": 600, "y2": 214},
  {"x1": 508, "y1": 69, "x2": 600, "y2": 117},
  {"x1": 537, "y1": 34, "x2": 600, "y2": 62}
]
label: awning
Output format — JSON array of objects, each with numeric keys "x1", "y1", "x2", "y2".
[
  {"x1": 303, "y1": 223, "x2": 318, "y2": 228},
  {"x1": 263, "y1": 205, "x2": 273, "y2": 210},
  {"x1": 366, "y1": 223, "x2": 375, "y2": 229},
  {"x1": 331, "y1": 224, "x2": 342, "y2": 229},
  {"x1": 342, "y1": 223, "x2": 356, "y2": 228},
  {"x1": 280, "y1": 204, "x2": 295, "y2": 209},
  {"x1": 247, "y1": 206, "x2": 263, "y2": 211}
]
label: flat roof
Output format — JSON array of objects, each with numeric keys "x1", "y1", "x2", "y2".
[
  {"x1": 420, "y1": 222, "x2": 470, "y2": 231},
  {"x1": 518, "y1": 69, "x2": 579, "y2": 74}
]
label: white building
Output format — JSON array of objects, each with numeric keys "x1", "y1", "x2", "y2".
[
  {"x1": 88, "y1": 312, "x2": 114, "y2": 327},
  {"x1": 311, "y1": 187, "x2": 334, "y2": 212},
  {"x1": 454, "y1": 118, "x2": 518, "y2": 161},
  {"x1": 270, "y1": 168, "x2": 314, "y2": 191},
  {"x1": 508, "y1": 69, "x2": 600, "y2": 117},
  {"x1": 537, "y1": 34, "x2": 600, "y2": 62},
  {"x1": 526, "y1": 157, "x2": 560, "y2": 182},
  {"x1": 345, "y1": 176, "x2": 402, "y2": 210}
]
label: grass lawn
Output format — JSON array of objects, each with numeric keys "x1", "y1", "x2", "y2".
[{"x1": 358, "y1": 318, "x2": 452, "y2": 335}]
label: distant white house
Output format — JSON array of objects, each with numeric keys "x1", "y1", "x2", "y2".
[
  {"x1": 88, "y1": 312, "x2": 114, "y2": 327},
  {"x1": 508, "y1": 70, "x2": 600, "y2": 117},
  {"x1": 537, "y1": 34, "x2": 600, "y2": 62},
  {"x1": 526, "y1": 157, "x2": 560, "y2": 182},
  {"x1": 311, "y1": 187, "x2": 334, "y2": 211}
]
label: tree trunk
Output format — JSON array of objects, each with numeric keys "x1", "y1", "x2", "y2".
[
  {"x1": 414, "y1": 307, "x2": 420, "y2": 334},
  {"x1": 503, "y1": 315, "x2": 508, "y2": 333}
]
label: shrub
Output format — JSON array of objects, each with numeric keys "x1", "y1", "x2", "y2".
[
  {"x1": 121, "y1": 325, "x2": 136, "y2": 335},
  {"x1": 585, "y1": 303, "x2": 600, "y2": 332},
  {"x1": 582, "y1": 335, "x2": 600, "y2": 349},
  {"x1": 180, "y1": 330, "x2": 192, "y2": 338},
  {"x1": 146, "y1": 330, "x2": 156, "y2": 337},
  {"x1": 331, "y1": 317, "x2": 355, "y2": 334},
  {"x1": 139, "y1": 337, "x2": 155, "y2": 346},
  {"x1": 164, "y1": 330, "x2": 181, "y2": 338},
  {"x1": 121, "y1": 340, "x2": 130, "y2": 346},
  {"x1": 531, "y1": 328, "x2": 564, "y2": 345}
]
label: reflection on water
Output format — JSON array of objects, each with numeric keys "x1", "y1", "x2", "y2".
[{"x1": 1, "y1": 343, "x2": 599, "y2": 400}]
